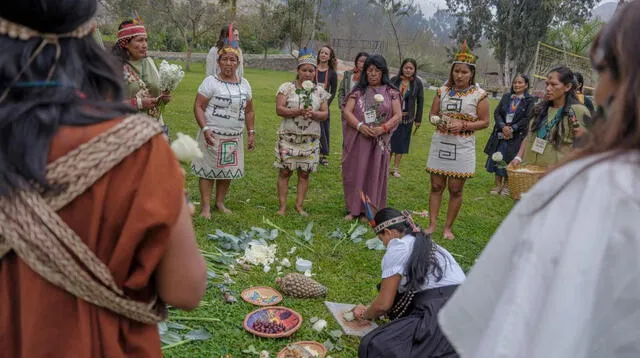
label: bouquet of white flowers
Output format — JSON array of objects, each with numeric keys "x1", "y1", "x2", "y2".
[
  {"x1": 159, "y1": 60, "x2": 185, "y2": 92},
  {"x1": 295, "y1": 80, "x2": 315, "y2": 109},
  {"x1": 492, "y1": 152, "x2": 508, "y2": 169}
]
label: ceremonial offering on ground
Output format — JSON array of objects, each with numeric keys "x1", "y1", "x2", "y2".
[
  {"x1": 241, "y1": 286, "x2": 283, "y2": 306},
  {"x1": 243, "y1": 306, "x2": 303, "y2": 338},
  {"x1": 506, "y1": 164, "x2": 546, "y2": 200},
  {"x1": 276, "y1": 273, "x2": 327, "y2": 298},
  {"x1": 277, "y1": 341, "x2": 327, "y2": 358},
  {"x1": 324, "y1": 301, "x2": 378, "y2": 337}
]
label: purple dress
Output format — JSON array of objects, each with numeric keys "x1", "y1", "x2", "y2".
[{"x1": 342, "y1": 85, "x2": 400, "y2": 216}]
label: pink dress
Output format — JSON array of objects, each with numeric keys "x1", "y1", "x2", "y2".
[{"x1": 341, "y1": 85, "x2": 399, "y2": 216}]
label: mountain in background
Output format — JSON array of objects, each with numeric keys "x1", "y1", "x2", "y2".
[{"x1": 592, "y1": 1, "x2": 618, "y2": 21}]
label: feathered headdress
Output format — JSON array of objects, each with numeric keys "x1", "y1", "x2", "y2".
[
  {"x1": 117, "y1": 12, "x2": 146, "y2": 45},
  {"x1": 297, "y1": 47, "x2": 316, "y2": 67},
  {"x1": 217, "y1": 23, "x2": 240, "y2": 57},
  {"x1": 453, "y1": 41, "x2": 477, "y2": 67}
]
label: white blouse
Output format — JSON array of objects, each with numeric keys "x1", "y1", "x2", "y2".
[
  {"x1": 381, "y1": 234, "x2": 465, "y2": 292},
  {"x1": 197, "y1": 76, "x2": 252, "y2": 136},
  {"x1": 439, "y1": 151, "x2": 640, "y2": 358}
]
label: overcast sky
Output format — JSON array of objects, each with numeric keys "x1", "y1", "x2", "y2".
[{"x1": 418, "y1": 0, "x2": 615, "y2": 19}]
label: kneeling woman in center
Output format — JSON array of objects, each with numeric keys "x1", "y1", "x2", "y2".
[
  {"x1": 354, "y1": 208, "x2": 465, "y2": 357},
  {"x1": 274, "y1": 48, "x2": 330, "y2": 216}
]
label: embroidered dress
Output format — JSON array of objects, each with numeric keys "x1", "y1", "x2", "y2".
[
  {"x1": 274, "y1": 82, "x2": 329, "y2": 172},
  {"x1": 124, "y1": 57, "x2": 163, "y2": 123},
  {"x1": 191, "y1": 76, "x2": 252, "y2": 179},
  {"x1": 426, "y1": 85, "x2": 488, "y2": 178}
]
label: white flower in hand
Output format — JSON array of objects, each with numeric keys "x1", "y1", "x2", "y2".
[
  {"x1": 302, "y1": 80, "x2": 314, "y2": 91},
  {"x1": 171, "y1": 133, "x2": 203, "y2": 163},
  {"x1": 491, "y1": 152, "x2": 504, "y2": 162},
  {"x1": 374, "y1": 94, "x2": 384, "y2": 103},
  {"x1": 311, "y1": 319, "x2": 327, "y2": 332},
  {"x1": 430, "y1": 115, "x2": 441, "y2": 125}
]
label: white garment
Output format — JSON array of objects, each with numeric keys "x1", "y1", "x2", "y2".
[
  {"x1": 205, "y1": 46, "x2": 244, "y2": 79},
  {"x1": 438, "y1": 151, "x2": 640, "y2": 358},
  {"x1": 381, "y1": 234, "x2": 465, "y2": 292},
  {"x1": 197, "y1": 76, "x2": 252, "y2": 136}
]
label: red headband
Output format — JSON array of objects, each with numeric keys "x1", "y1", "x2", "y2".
[{"x1": 117, "y1": 24, "x2": 146, "y2": 42}]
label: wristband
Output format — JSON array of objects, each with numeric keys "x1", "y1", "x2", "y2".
[
  {"x1": 202, "y1": 126, "x2": 212, "y2": 133},
  {"x1": 136, "y1": 95, "x2": 143, "y2": 110},
  {"x1": 382, "y1": 123, "x2": 389, "y2": 133},
  {"x1": 248, "y1": 129, "x2": 255, "y2": 135},
  {"x1": 514, "y1": 156, "x2": 522, "y2": 162},
  {"x1": 356, "y1": 122, "x2": 363, "y2": 131}
]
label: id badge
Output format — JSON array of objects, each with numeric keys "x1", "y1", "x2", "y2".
[
  {"x1": 228, "y1": 102, "x2": 241, "y2": 119},
  {"x1": 364, "y1": 110, "x2": 377, "y2": 124},
  {"x1": 506, "y1": 113, "x2": 514, "y2": 124},
  {"x1": 531, "y1": 137, "x2": 547, "y2": 154}
]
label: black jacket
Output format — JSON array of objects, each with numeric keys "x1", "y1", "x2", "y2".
[
  {"x1": 390, "y1": 76, "x2": 424, "y2": 124},
  {"x1": 483, "y1": 92, "x2": 536, "y2": 160}
]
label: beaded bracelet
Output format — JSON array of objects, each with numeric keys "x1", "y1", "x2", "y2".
[{"x1": 382, "y1": 123, "x2": 389, "y2": 133}]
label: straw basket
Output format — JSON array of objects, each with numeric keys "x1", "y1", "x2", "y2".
[
  {"x1": 243, "y1": 306, "x2": 302, "y2": 338},
  {"x1": 277, "y1": 341, "x2": 328, "y2": 358},
  {"x1": 506, "y1": 164, "x2": 546, "y2": 200}
]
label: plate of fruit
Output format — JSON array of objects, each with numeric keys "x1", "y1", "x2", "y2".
[{"x1": 243, "y1": 306, "x2": 302, "y2": 338}]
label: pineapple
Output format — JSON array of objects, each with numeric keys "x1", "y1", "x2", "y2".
[{"x1": 275, "y1": 273, "x2": 327, "y2": 298}]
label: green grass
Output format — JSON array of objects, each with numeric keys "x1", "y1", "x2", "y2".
[{"x1": 160, "y1": 62, "x2": 514, "y2": 357}]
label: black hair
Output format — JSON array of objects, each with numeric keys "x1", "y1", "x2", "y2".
[
  {"x1": 355, "y1": 54, "x2": 396, "y2": 91},
  {"x1": 574, "y1": 71, "x2": 585, "y2": 92},
  {"x1": 397, "y1": 58, "x2": 418, "y2": 78},
  {"x1": 354, "y1": 51, "x2": 369, "y2": 66},
  {"x1": 530, "y1": 66, "x2": 579, "y2": 148},
  {"x1": 111, "y1": 19, "x2": 134, "y2": 64},
  {"x1": 0, "y1": 0, "x2": 134, "y2": 198},
  {"x1": 373, "y1": 208, "x2": 445, "y2": 292},
  {"x1": 511, "y1": 73, "x2": 530, "y2": 94}
]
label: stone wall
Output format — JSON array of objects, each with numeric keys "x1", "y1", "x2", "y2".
[{"x1": 148, "y1": 51, "x2": 296, "y2": 72}]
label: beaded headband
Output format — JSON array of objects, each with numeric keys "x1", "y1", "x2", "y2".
[
  {"x1": 0, "y1": 16, "x2": 97, "y2": 103},
  {"x1": 373, "y1": 210, "x2": 421, "y2": 234}
]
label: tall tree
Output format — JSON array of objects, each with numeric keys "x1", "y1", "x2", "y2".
[
  {"x1": 369, "y1": 0, "x2": 417, "y2": 63},
  {"x1": 151, "y1": 0, "x2": 222, "y2": 71},
  {"x1": 446, "y1": 0, "x2": 598, "y2": 86}
]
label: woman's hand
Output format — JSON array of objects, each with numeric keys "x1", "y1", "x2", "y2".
[
  {"x1": 141, "y1": 97, "x2": 158, "y2": 109},
  {"x1": 573, "y1": 126, "x2": 586, "y2": 138},
  {"x1": 352, "y1": 305, "x2": 368, "y2": 320},
  {"x1": 303, "y1": 108, "x2": 313, "y2": 119},
  {"x1": 159, "y1": 91, "x2": 172, "y2": 104},
  {"x1": 204, "y1": 129, "x2": 215, "y2": 146},
  {"x1": 358, "y1": 124, "x2": 376, "y2": 137},
  {"x1": 502, "y1": 126, "x2": 513, "y2": 139},
  {"x1": 247, "y1": 133, "x2": 256, "y2": 151},
  {"x1": 447, "y1": 118, "x2": 464, "y2": 133},
  {"x1": 371, "y1": 126, "x2": 386, "y2": 137},
  {"x1": 509, "y1": 156, "x2": 522, "y2": 167}
]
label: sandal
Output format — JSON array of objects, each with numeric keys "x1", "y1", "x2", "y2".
[
  {"x1": 391, "y1": 168, "x2": 401, "y2": 178},
  {"x1": 319, "y1": 157, "x2": 329, "y2": 166},
  {"x1": 490, "y1": 186, "x2": 502, "y2": 195}
]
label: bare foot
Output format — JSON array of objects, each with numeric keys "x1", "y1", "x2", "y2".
[
  {"x1": 443, "y1": 228, "x2": 455, "y2": 240},
  {"x1": 277, "y1": 207, "x2": 287, "y2": 216},
  {"x1": 199, "y1": 207, "x2": 212, "y2": 220},
  {"x1": 424, "y1": 226, "x2": 436, "y2": 235},
  {"x1": 344, "y1": 214, "x2": 355, "y2": 221},
  {"x1": 215, "y1": 204, "x2": 232, "y2": 215},
  {"x1": 295, "y1": 206, "x2": 309, "y2": 217}
]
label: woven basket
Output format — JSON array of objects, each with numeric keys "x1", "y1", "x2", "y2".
[
  {"x1": 241, "y1": 286, "x2": 283, "y2": 306},
  {"x1": 277, "y1": 341, "x2": 328, "y2": 358},
  {"x1": 507, "y1": 164, "x2": 546, "y2": 200},
  {"x1": 243, "y1": 306, "x2": 302, "y2": 338}
]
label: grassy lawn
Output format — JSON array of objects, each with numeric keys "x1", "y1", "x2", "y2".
[{"x1": 161, "y1": 62, "x2": 514, "y2": 357}]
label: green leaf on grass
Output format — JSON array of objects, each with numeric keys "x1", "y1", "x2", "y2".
[{"x1": 185, "y1": 328, "x2": 212, "y2": 341}]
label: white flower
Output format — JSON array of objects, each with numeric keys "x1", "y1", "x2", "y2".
[
  {"x1": 243, "y1": 241, "x2": 277, "y2": 266},
  {"x1": 159, "y1": 60, "x2": 185, "y2": 92},
  {"x1": 374, "y1": 94, "x2": 384, "y2": 103},
  {"x1": 304, "y1": 269, "x2": 314, "y2": 277},
  {"x1": 171, "y1": 133, "x2": 203, "y2": 163},
  {"x1": 492, "y1": 152, "x2": 504, "y2": 162},
  {"x1": 312, "y1": 319, "x2": 327, "y2": 332},
  {"x1": 263, "y1": 265, "x2": 271, "y2": 273},
  {"x1": 287, "y1": 247, "x2": 297, "y2": 255},
  {"x1": 276, "y1": 265, "x2": 283, "y2": 273},
  {"x1": 302, "y1": 80, "x2": 314, "y2": 91},
  {"x1": 280, "y1": 258, "x2": 291, "y2": 267},
  {"x1": 343, "y1": 311, "x2": 355, "y2": 322},
  {"x1": 259, "y1": 351, "x2": 270, "y2": 358},
  {"x1": 429, "y1": 115, "x2": 441, "y2": 125}
]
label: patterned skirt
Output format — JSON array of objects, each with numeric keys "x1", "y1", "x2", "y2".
[
  {"x1": 426, "y1": 132, "x2": 476, "y2": 178},
  {"x1": 274, "y1": 133, "x2": 319, "y2": 172},
  {"x1": 191, "y1": 130, "x2": 244, "y2": 179}
]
